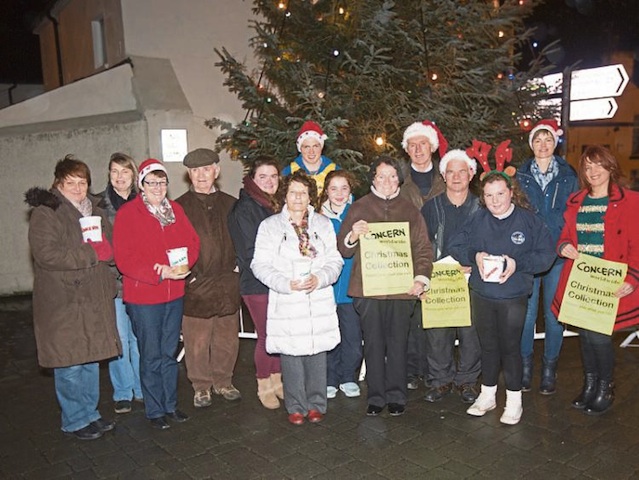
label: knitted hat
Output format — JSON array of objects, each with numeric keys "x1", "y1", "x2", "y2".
[
  {"x1": 528, "y1": 119, "x2": 563, "y2": 149},
  {"x1": 401, "y1": 120, "x2": 448, "y2": 157},
  {"x1": 138, "y1": 158, "x2": 167, "y2": 188},
  {"x1": 439, "y1": 149, "x2": 477, "y2": 176},
  {"x1": 296, "y1": 121, "x2": 328, "y2": 152},
  {"x1": 183, "y1": 148, "x2": 220, "y2": 168}
]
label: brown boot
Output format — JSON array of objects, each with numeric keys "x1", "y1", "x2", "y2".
[
  {"x1": 257, "y1": 377, "x2": 280, "y2": 409},
  {"x1": 270, "y1": 373, "x2": 284, "y2": 400}
]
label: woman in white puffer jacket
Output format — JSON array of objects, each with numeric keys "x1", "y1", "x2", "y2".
[{"x1": 251, "y1": 171, "x2": 343, "y2": 426}]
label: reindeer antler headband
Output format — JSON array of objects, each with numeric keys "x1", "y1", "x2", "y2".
[{"x1": 465, "y1": 139, "x2": 516, "y2": 184}]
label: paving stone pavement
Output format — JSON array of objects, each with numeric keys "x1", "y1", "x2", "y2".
[{"x1": 2, "y1": 295, "x2": 639, "y2": 479}]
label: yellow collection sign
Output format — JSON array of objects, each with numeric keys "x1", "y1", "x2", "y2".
[
  {"x1": 359, "y1": 222, "x2": 414, "y2": 296},
  {"x1": 557, "y1": 253, "x2": 627, "y2": 335},
  {"x1": 422, "y1": 260, "x2": 471, "y2": 328}
]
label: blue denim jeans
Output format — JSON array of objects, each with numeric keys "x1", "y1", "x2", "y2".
[
  {"x1": 127, "y1": 298, "x2": 183, "y2": 419},
  {"x1": 54, "y1": 362, "x2": 101, "y2": 432},
  {"x1": 327, "y1": 303, "x2": 363, "y2": 387},
  {"x1": 109, "y1": 298, "x2": 143, "y2": 401},
  {"x1": 521, "y1": 260, "x2": 564, "y2": 361}
]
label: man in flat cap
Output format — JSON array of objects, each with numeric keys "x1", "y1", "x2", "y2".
[{"x1": 175, "y1": 148, "x2": 242, "y2": 406}]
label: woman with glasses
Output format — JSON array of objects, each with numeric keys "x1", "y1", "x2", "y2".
[
  {"x1": 113, "y1": 158, "x2": 200, "y2": 430},
  {"x1": 338, "y1": 156, "x2": 433, "y2": 417}
]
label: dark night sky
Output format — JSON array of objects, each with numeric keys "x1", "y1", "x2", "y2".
[{"x1": 0, "y1": 0, "x2": 637, "y2": 84}]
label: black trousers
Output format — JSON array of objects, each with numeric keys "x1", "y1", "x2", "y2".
[
  {"x1": 471, "y1": 292, "x2": 527, "y2": 391},
  {"x1": 424, "y1": 324, "x2": 481, "y2": 387},
  {"x1": 406, "y1": 307, "x2": 428, "y2": 380},
  {"x1": 579, "y1": 329, "x2": 614, "y2": 382},
  {"x1": 354, "y1": 298, "x2": 415, "y2": 407}
]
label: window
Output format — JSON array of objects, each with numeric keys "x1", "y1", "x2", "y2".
[{"x1": 91, "y1": 17, "x2": 107, "y2": 69}]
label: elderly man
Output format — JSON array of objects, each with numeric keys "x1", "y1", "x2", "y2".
[
  {"x1": 401, "y1": 120, "x2": 449, "y2": 390},
  {"x1": 176, "y1": 148, "x2": 241, "y2": 406},
  {"x1": 421, "y1": 149, "x2": 481, "y2": 404}
]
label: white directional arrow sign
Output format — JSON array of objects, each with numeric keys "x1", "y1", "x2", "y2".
[
  {"x1": 570, "y1": 64, "x2": 629, "y2": 101},
  {"x1": 570, "y1": 98, "x2": 619, "y2": 121}
]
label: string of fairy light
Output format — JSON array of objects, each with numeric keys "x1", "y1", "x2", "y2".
[{"x1": 242, "y1": 0, "x2": 543, "y2": 157}]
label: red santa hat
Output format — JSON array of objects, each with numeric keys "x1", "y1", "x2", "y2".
[
  {"x1": 401, "y1": 120, "x2": 448, "y2": 157},
  {"x1": 528, "y1": 119, "x2": 563, "y2": 149},
  {"x1": 438, "y1": 149, "x2": 477, "y2": 176},
  {"x1": 296, "y1": 121, "x2": 328, "y2": 152},
  {"x1": 138, "y1": 158, "x2": 168, "y2": 188}
]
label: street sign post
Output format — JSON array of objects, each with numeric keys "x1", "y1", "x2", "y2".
[
  {"x1": 570, "y1": 98, "x2": 619, "y2": 121},
  {"x1": 570, "y1": 64, "x2": 629, "y2": 101},
  {"x1": 541, "y1": 64, "x2": 630, "y2": 122}
]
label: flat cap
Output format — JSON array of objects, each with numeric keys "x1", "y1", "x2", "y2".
[{"x1": 183, "y1": 148, "x2": 220, "y2": 168}]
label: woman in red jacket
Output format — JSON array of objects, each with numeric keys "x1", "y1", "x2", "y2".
[
  {"x1": 553, "y1": 146, "x2": 639, "y2": 415},
  {"x1": 113, "y1": 159, "x2": 200, "y2": 430}
]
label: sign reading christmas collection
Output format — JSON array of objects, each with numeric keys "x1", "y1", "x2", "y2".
[
  {"x1": 422, "y1": 257, "x2": 471, "y2": 328},
  {"x1": 359, "y1": 222, "x2": 413, "y2": 296},
  {"x1": 558, "y1": 253, "x2": 627, "y2": 335}
]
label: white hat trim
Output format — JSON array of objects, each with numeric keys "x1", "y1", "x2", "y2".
[
  {"x1": 402, "y1": 122, "x2": 438, "y2": 152},
  {"x1": 296, "y1": 131, "x2": 327, "y2": 152},
  {"x1": 439, "y1": 149, "x2": 477, "y2": 175}
]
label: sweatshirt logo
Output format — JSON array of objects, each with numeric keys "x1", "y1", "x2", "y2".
[{"x1": 511, "y1": 231, "x2": 525, "y2": 245}]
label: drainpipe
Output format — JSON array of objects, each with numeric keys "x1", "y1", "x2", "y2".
[
  {"x1": 46, "y1": 12, "x2": 64, "y2": 87},
  {"x1": 8, "y1": 83, "x2": 17, "y2": 105}
]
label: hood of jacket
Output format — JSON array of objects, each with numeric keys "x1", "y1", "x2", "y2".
[{"x1": 25, "y1": 187, "x2": 61, "y2": 210}]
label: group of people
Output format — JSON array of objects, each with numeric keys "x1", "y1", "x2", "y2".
[{"x1": 26, "y1": 117, "x2": 639, "y2": 439}]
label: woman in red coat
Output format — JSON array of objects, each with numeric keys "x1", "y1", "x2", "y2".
[{"x1": 552, "y1": 146, "x2": 639, "y2": 415}]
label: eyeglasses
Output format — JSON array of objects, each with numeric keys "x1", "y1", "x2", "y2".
[{"x1": 143, "y1": 180, "x2": 169, "y2": 188}]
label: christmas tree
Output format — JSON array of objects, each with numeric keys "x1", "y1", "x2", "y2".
[{"x1": 207, "y1": 0, "x2": 556, "y2": 173}]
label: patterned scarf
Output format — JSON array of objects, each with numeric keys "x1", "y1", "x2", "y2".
[
  {"x1": 142, "y1": 192, "x2": 176, "y2": 227},
  {"x1": 290, "y1": 211, "x2": 317, "y2": 258},
  {"x1": 531, "y1": 158, "x2": 558, "y2": 192}
]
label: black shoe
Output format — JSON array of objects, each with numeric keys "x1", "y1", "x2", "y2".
[
  {"x1": 90, "y1": 418, "x2": 115, "y2": 432},
  {"x1": 424, "y1": 383, "x2": 453, "y2": 403},
  {"x1": 149, "y1": 416, "x2": 171, "y2": 430},
  {"x1": 166, "y1": 410, "x2": 189, "y2": 423},
  {"x1": 584, "y1": 380, "x2": 614, "y2": 416},
  {"x1": 458, "y1": 384, "x2": 479, "y2": 404},
  {"x1": 114, "y1": 400, "x2": 132, "y2": 414},
  {"x1": 66, "y1": 424, "x2": 103, "y2": 440},
  {"x1": 572, "y1": 373, "x2": 598, "y2": 409},
  {"x1": 539, "y1": 358, "x2": 558, "y2": 395},
  {"x1": 366, "y1": 404, "x2": 384, "y2": 416},
  {"x1": 388, "y1": 403, "x2": 405, "y2": 416}
]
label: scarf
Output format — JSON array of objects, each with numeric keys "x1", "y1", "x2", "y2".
[
  {"x1": 290, "y1": 210, "x2": 317, "y2": 258},
  {"x1": 64, "y1": 192, "x2": 93, "y2": 217},
  {"x1": 531, "y1": 158, "x2": 558, "y2": 192},
  {"x1": 142, "y1": 192, "x2": 176, "y2": 227},
  {"x1": 107, "y1": 183, "x2": 137, "y2": 211},
  {"x1": 243, "y1": 175, "x2": 276, "y2": 213}
]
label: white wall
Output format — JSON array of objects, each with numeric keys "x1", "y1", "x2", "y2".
[
  {"x1": 121, "y1": 0, "x2": 257, "y2": 196},
  {"x1": 1, "y1": 120, "x2": 148, "y2": 295},
  {"x1": 0, "y1": 1, "x2": 256, "y2": 294}
]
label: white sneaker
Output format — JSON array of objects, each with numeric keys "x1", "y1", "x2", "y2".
[
  {"x1": 500, "y1": 390, "x2": 523, "y2": 425},
  {"x1": 466, "y1": 384, "x2": 497, "y2": 417},
  {"x1": 339, "y1": 382, "x2": 361, "y2": 398},
  {"x1": 327, "y1": 386, "x2": 338, "y2": 399}
]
